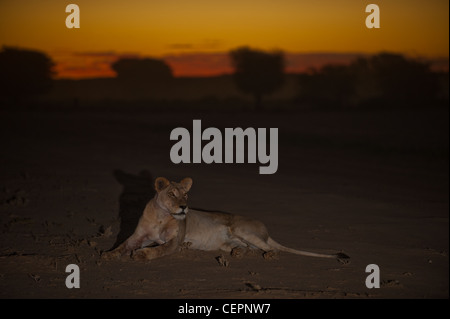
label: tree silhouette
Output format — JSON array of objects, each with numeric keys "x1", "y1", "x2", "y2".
[
  {"x1": 229, "y1": 47, "x2": 285, "y2": 110},
  {"x1": 112, "y1": 57, "x2": 173, "y2": 83},
  {"x1": 0, "y1": 46, "x2": 54, "y2": 104},
  {"x1": 357, "y1": 52, "x2": 438, "y2": 103},
  {"x1": 297, "y1": 52, "x2": 439, "y2": 108}
]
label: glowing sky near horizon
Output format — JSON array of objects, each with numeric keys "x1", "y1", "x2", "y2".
[{"x1": 0, "y1": 0, "x2": 448, "y2": 78}]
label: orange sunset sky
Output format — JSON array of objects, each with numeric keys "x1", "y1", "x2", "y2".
[{"x1": 0, "y1": 0, "x2": 448, "y2": 78}]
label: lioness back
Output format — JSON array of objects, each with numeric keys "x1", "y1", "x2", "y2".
[
  {"x1": 185, "y1": 209, "x2": 268, "y2": 251},
  {"x1": 184, "y1": 210, "x2": 234, "y2": 250}
]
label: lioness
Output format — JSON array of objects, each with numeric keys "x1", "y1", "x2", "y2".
[{"x1": 102, "y1": 177, "x2": 349, "y2": 262}]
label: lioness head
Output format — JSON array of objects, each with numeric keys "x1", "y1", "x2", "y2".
[{"x1": 154, "y1": 177, "x2": 192, "y2": 220}]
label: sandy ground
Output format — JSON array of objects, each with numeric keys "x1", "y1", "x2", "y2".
[{"x1": 0, "y1": 107, "x2": 448, "y2": 299}]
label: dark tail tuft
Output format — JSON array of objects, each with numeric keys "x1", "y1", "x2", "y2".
[{"x1": 335, "y1": 252, "x2": 350, "y2": 259}]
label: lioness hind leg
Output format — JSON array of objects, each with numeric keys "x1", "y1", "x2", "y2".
[{"x1": 234, "y1": 233, "x2": 278, "y2": 259}]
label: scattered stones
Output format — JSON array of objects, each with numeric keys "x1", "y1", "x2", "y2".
[
  {"x1": 28, "y1": 274, "x2": 41, "y2": 282},
  {"x1": 245, "y1": 282, "x2": 262, "y2": 292},
  {"x1": 0, "y1": 189, "x2": 29, "y2": 209},
  {"x1": 381, "y1": 279, "x2": 401, "y2": 287},
  {"x1": 230, "y1": 247, "x2": 244, "y2": 258},
  {"x1": 215, "y1": 254, "x2": 229, "y2": 267},
  {"x1": 262, "y1": 251, "x2": 278, "y2": 260},
  {"x1": 97, "y1": 225, "x2": 113, "y2": 238},
  {"x1": 402, "y1": 272, "x2": 413, "y2": 276}
]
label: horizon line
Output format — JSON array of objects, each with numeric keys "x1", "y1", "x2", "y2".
[{"x1": 47, "y1": 50, "x2": 449, "y2": 80}]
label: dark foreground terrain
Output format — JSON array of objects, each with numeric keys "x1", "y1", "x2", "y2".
[{"x1": 0, "y1": 106, "x2": 448, "y2": 298}]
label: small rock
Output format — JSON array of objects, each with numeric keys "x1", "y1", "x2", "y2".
[
  {"x1": 263, "y1": 251, "x2": 278, "y2": 260},
  {"x1": 245, "y1": 282, "x2": 262, "y2": 291},
  {"x1": 28, "y1": 274, "x2": 41, "y2": 282},
  {"x1": 381, "y1": 279, "x2": 401, "y2": 287},
  {"x1": 231, "y1": 247, "x2": 244, "y2": 258},
  {"x1": 98, "y1": 225, "x2": 113, "y2": 238},
  {"x1": 215, "y1": 255, "x2": 229, "y2": 267},
  {"x1": 88, "y1": 240, "x2": 97, "y2": 247}
]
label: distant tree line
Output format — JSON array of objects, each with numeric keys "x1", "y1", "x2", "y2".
[
  {"x1": 228, "y1": 49, "x2": 445, "y2": 109},
  {"x1": 0, "y1": 46, "x2": 446, "y2": 110},
  {"x1": 0, "y1": 46, "x2": 54, "y2": 105},
  {"x1": 297, "y1": 52, "x2": 442, "y2": 108}
]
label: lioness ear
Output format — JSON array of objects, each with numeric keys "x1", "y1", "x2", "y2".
[
  {"x1": 180, "y1": 177, "x2": 193, "y2": 192},
  {"x1": 155, "y1": 177, "x2": 170, "y2": 192}
]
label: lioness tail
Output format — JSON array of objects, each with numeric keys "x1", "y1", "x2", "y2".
[{"x1": 267, "y1": 237, "x2": 349, "y2": 259}]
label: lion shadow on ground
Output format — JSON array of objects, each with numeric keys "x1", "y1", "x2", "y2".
[{"x1": 108, "y1": 169, "x2": 155, "y2": 251}]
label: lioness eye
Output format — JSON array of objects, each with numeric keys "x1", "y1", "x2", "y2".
[{"x1": 169, "y1": 192, "x2": 175, "y2": 197}]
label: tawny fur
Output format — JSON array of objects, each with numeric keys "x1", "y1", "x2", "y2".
[{"x1": 102, "y1": 177, "x2": 349, "y2": 262}]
